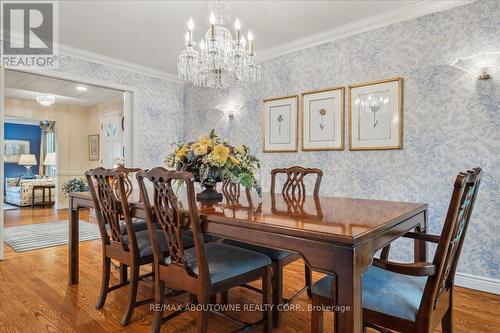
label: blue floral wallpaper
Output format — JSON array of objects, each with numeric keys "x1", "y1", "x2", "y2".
[
  {"x1": 184, "y1": 0, "x2": 500, "y2": 280},
  {"x1": 52, "y1": 56, "x2": 184, "y2": 168}
]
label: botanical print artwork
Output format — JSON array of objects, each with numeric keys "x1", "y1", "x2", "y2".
[
  {"x1": 4, "y1": 140, "x2": 30, "y2": 163},
  {"x1": 356, "y1": 91, "x2": 391, "y2": 140},
  {"x1": 302, "y1": 87, "x2": 344, "y2": 150},
  {"x1": 270, "y1": 104, "x2": 291, "y2": 144},
  {"x1": 349, "y1": 78, "x2": 402, "y2": 150},
  {"x1": 263, "y1": 96, "x2": 298, "y2": 152},
  {"x1": 319, "y1": 108, "x2": 327, "y2": 131},
  {"x1": 88, "y1": 135, "x2": 99, "y2": 161}
]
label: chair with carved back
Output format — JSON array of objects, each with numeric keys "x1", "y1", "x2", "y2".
[
  {"x1": 109, "y1": 166, "x2": 148, "y2": 282},
  {"x1": 224, "y1": 166, "x2": 323, "y2": 327},
  {"x1": 310, "y1": 167, "x2": 482, "y2": 333},
  {"x1": 85, "y1": 167, "x2": 170, "y2": 326},
  {"x1": 136, "y1": 168, "x2": 273, "y2": 333}
]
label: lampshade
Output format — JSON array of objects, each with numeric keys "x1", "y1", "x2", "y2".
[
  {"x1": 18, "y1": 154, "x2": 38, "y2": 166},
  {"x1": 43, "y1": 152, "x2": 56, "y2": 166}
]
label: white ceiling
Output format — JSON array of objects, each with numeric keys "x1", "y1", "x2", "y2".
[
  {"x1": 4, "y1": 70, "x2": 124, "y2": 107},
  {"x1": 57, "y1": 1, "x2": 467, "y2": 77}
]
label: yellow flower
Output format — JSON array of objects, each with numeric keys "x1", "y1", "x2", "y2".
[
  {"x1": 175, "y1": 145, "x2": 187, "y2": 161},
  {"x1": 193, "y1": 144, "x2": 208, "y2": 156},
  {"x1": 210, "y1": 144, "x2": 230, "y2": 165},
  {"x1": 235, "y1": 145, "x2": 246, "y2": 155},
  {"x1": 229, "y1": 155, "x2": 240, "y2": 165},
  {"x1": 197, "y1": 135, "x2": 212, "y2": 147}
]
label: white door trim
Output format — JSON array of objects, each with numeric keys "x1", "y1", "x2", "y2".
[{"x1": 0, "y1": 67, "x2": 5, "y2": 260}]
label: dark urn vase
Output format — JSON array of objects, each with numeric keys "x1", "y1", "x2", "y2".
[
  {"x1": 197, "y1": 182, "x2": 223, "y2": 201},
  {"x1": 192, "y1": 168, "x2": 223, "y2": 202}
]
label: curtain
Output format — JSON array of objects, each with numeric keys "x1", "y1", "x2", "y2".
[{"x1": 39, "y1": 120, "x2": 56, "y2": 176}]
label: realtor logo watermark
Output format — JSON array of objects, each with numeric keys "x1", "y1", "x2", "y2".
[{"x1": 1, "y1": 1, "x2": 59, "y2": 68}]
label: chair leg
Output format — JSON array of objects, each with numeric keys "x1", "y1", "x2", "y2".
[
  {"x1": 221, "y1": 290, "x2": 229, "y2": 304},
  {"x1": 305, "y1": 264, "x2": 313, "y2": 299},
  {"x1": 311, "y1": 294, "x2": 324, "y2": 333},
  {"x1": 121, "y1": 264, "x2": 139, "y2": 326},
  {"x1": 262, "y1": 266, "x2": 273, "y2": 333},
  {"x1": 152, "y1": 273, "x2": 165, "y2": 333},
  {"x1": 196, "y1": 290, "x2": 210, "y2": 333},
  {"x1": 442, "y1": 308, "x2": 453, "y2": 333},
  {"x1": 271, "y1": 260, "x2": 283, "y2": 327},
  {"x1": 96, "y1": 256, "x2": 111, "y2": 309},
  {"x1": 119, "y1": 263, "x2": 128, "y2": 284}
]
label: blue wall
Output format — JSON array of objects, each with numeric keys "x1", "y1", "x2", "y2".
[{"x1": 4, "y1": 123, "x2": 42, "y2": 180}]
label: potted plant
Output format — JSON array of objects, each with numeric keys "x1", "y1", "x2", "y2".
[{"x1": 62, "y1": 178, "x2": 89, "y2": 196}]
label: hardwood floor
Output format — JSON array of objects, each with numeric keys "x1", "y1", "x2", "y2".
[{"x1": 1, "y1": 208, "x2": 499, "y2": 332}]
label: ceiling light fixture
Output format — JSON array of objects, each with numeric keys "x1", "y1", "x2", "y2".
[
  {"x1": 36, "y1": 93, "x2": 56, "y2": 106},
  {"x1": 76, "y1": 85, "x2": 88, "y2": 91},
  {"x1": 178, "y1": 0, "x2": 261, "y2": 89}
]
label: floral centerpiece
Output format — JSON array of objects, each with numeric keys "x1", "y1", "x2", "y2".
[
  {"x1": 166, "y1": 130, "x2": 261, "y2": 200},
  {"x1": 62, "y1": 178, "x2": 89, "y2": 196}
]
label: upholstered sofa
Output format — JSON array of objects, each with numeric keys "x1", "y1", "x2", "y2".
[{"x1": 5, "y1": 178, "x2": 56, "y2": 207}]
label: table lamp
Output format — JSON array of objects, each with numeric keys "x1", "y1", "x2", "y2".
[
  {"x1": 43, "y1": 152, "x2": 56, "y2": 177},
  {"x1": 18, "y1": 154, "x2": 38, "y2": 177}
]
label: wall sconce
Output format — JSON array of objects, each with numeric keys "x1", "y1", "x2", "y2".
[
  {"x1": 215, "y1": 103, "x2": 243, "y2": 118},
  {"x1": 451, "y1": 52, "x2": 499, "y2": 80}
]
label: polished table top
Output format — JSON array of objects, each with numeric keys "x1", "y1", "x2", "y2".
[{"x1": 71, "y1": 190, "x2": 427, "y2": 246}]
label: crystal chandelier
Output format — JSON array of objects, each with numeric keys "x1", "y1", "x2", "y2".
[
  {"x1": 36, "y1": 93, "x2": 56, "y2": 106},
  {"x1": 178, "y1": 0, "x2": 261, "y2": 89}
]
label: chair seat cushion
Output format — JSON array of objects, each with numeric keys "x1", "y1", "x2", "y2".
[
  {"x1": 180, "y1": 243, "x2": 271, "y2": 285},
  {"x1": 106, "y1": 218, "x2": 148, "y2": 235},
  {"x1": 312, "y1": 266, "x2": 427, "y2": 322},
  {"x1": 123, "y1": 229, "x2": 195, "y2": 258},
  {"x1": 222, "y1": 239, "x2": 292, "y2": 261}
]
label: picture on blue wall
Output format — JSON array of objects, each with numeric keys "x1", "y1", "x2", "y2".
[{"x1": 4, "y1": 140, "x2": 30, "y2": 163}]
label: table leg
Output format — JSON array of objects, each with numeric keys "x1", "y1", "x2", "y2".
[
  {"x1": 414, "y1": 210, "x2": 428, "y2": 262},
  {"x1": 335, "y1": 253, "x2": 363, "y2": 333},
  {"x1": 69, "y1": 197, "x2": 80, "y2": 284}
]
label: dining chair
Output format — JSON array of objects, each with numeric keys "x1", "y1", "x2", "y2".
[
  {"x1": 136, "y1": 167, "x2": 273, "y2": 333},
  {"x1": 224, "y1": 165, "x2": 323, "y2": 327},
  {"x1": 109, "y1": 166, "x2": 148, "y2": 282},
  {"x1": 310, "y1": 167, "x2": 482, "y2": 333},
  {"x1": 85, "y1": 167, "x2": 171, "y2": 326}
]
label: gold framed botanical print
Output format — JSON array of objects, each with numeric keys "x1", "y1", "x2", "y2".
[
  {"x1": 262, "y1": 95, "x2": 298, "y2": 152},
  {"x1": 88, "y1": 134, "x2": 100, "y2": 161},
  {"x1": 348, "y1": 77, "x2": 403, "y2": 150},
  {"x1": 301, "y1": 87, "x2": 344, "y2": 151}
]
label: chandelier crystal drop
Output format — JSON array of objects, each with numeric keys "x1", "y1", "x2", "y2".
[
  {"x1": 36, "y1": 93, "x2": 56, "y2": 106},
  {"x1": 177, "y1": 0, "x2": 261, "y2": 89}
]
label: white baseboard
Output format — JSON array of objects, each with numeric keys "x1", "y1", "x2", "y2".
[{"x1": 455, "y1": 272, "x2": 500, "y2": 295}]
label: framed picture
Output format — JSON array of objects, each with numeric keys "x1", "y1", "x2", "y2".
[
  {"x1": 301, "y1": 87, "x2": 345, "y2": 150},
  {"x1": 88, "y1": 134, "x2": 100, "y2": 161},
  {"x1": 4, "y1": 140, "x2": 30, "y2": 163},
  {"x1": 262, "y1": 95, "x2": 298, "y2": 152},
  {"x1": 349, "y1": 77, "x2": 403, "y2": 150}
]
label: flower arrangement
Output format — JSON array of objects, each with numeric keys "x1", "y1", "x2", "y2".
[
  {"x1": 62, "y1": 178, "x2": 89, "y2": 196},
  {"x1": 166, "y1": 130, "x2": 261, "y2": 195}
]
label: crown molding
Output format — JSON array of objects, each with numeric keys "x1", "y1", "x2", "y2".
[
  {"x1": 59, "y1": 44, "x2": 182, "y2": 83},
  {"x1": 256, "y1": 0, "x2": 475, "y2": 62}
]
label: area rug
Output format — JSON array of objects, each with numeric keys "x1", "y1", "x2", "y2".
[
  {"x1": 4, "y1": 220, "x2": 101, "y2": 253},
  {"x1": 3, "y1": 203, "x2": 19, "y2": 211}
]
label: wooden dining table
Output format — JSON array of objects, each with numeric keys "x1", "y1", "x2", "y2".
[{"x1": 68, "y1": 189, "x2": 427, "y2": 333}]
